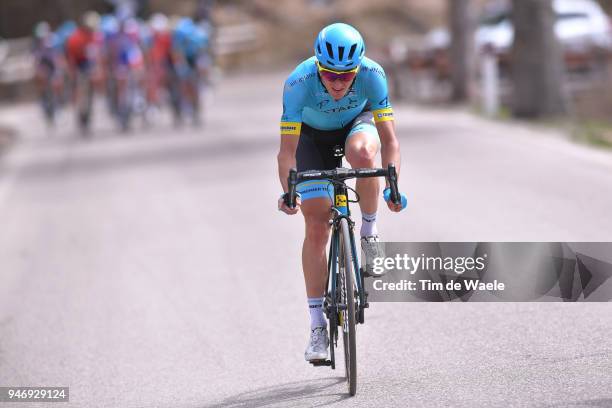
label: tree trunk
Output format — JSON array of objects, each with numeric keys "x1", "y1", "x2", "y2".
[
  {"x1": 449, "y1": 0, "x2": 474, "y2": 103},
  {"x1": 512, "y1": 0, "x2": 567, "y2": 118}
]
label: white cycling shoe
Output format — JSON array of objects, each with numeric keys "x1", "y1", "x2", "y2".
[
  {"x1": 361, "y1": 235, "x2": 386, "y2": 277},
  {"x1": 304, "y1": 326, "x2": 329, "y2": 361}
]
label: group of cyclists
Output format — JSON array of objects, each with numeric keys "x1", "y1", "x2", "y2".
[{"x1": 32, "y1": 10, "x2": 213, "y2": 134}]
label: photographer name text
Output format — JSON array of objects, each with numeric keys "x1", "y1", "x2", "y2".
[{"x1": 372, "y1": 279, "x2": 505, "y2": 292}]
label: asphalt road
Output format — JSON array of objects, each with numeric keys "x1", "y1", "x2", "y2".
[{"x1": 0, "y1": 72, "x2": 611, "y2": 408}]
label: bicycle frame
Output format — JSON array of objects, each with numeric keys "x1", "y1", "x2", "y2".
[
  {"x1": 327, "y1": 180, "x2": 366, "y2": 326},
  {"x1": 286, "y1": 157, "x2": 400, "y2": 331},
  {"x1": 285, "y1": 153, "x2": 401, "y2": 393}
]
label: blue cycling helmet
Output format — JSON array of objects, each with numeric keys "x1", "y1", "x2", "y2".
[
  {"x1": 314, "y1": 23, "x2": 365, "y2": 71},
  {"x1": 101, "y1": 14, "x2": 119, "y2": 36}
]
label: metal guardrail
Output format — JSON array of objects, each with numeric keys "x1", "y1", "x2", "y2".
[
  {"x1": 0, "y1": 40, "x2": 9, "y2": 63},
  {"x1": 0, "y1": 38, "x2": 34, "y2": 84},
  {"x1": 214, "y1": 23, "x2": 259, "y2": 56}
]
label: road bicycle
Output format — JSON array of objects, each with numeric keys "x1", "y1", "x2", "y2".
[
  {"x1": 285, "y1": 145, "x2": 401, "y2": 396},
  {"x1": 74, "y1": 69, "x2": 94, "y2": 136},
  {"x1": 116, "y1": 69, "x2": 148, "y2": 132},
  {"x1": 168, "y1": 57, "x2": 208, "y2": 128},
  {"x1": 35, "y1": 61, "x2": 64, "y2": 128},
  {"x1": 39, "y1": 74, "x2": 57, "y2": 126}
]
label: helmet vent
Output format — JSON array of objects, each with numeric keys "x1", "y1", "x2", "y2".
[
  {"x1": 317, "y1": 43, "x2": 321, "y2": 54},
  {"x1": 326, "y1": 59, "x2": 335, "y2": 67},
  {"x1": 325, "y1": 41, "x2": 334, "y2": 59},
  {"x1": 338, "y1": 46, "x2": 345, "y2": 61},
  {"x1": 348, "y1": 44, "x2": 357, "y2": 59}
]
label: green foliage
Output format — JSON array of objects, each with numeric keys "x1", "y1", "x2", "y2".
[{"x1": 572, "y1": 120, "x2": 612, "y2": 149}]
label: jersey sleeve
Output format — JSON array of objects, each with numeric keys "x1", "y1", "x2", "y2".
[
  {"x1": 365, "y1": 64, "x2": 394, "y2": 123},
  {"x1": 280, "y1": 75, "x2": 307, "y2": 136}
]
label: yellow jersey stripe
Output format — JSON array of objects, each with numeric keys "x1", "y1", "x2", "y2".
[
  {"x1": 372, "y1": 108, "x2": 394, "y2": 123},
  {"x1": 280, "y1": 122, "x2": 302, "y2": 135}
]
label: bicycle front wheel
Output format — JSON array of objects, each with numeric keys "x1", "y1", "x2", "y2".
[{"x1": 338, "y1": 217, "x2": 357, "y2": 396}]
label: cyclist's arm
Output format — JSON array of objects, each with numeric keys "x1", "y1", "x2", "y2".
[
  {"x1": 277, "y1": 133, "x2": 299, "y2": 193},
  {"x1": 366, "y1": 61, "x2": 401, "y2": 186},
  {"x1": 375, "y1": 118, "x2": 401, "y2": 188},
  {"x1": 376, "y1": 116, "x2": 404, "y2": 212},
  {"x1": 278, "y1": 73, "x2": 307, "y2": 192}
]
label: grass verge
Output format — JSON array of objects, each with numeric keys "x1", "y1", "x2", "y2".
[{"x1": 570, "y1": 120, "x2": 612, "y2": 149}]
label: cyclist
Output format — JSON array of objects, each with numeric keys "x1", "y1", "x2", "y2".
[
  {"x1": 276, "y1": 23, "x2": 407, "y2": 362},
  {"x1": 32, "y1": 21, "x2": 64, "y2": 125},
  {"x1": 105, "y1": 17, "x2": 146, "y2": 130},
  {"x1": 143, "y1": 13, "x2": 172, "y2": 111},
  {"x1": 66, "y1": 11, "x2": 102, "y2": 83},
  {"x1": 55, "y1": 21, "x2": 77, "y2": 107},
  {"x1": 101, "y1": 13, "x2": 120, "y2": 115},
  {"x1": 171, "y1": 17, "x2": 208, "y2": 126},
  {"x1": 65, "y1": 11, "x2": 103, "y2": 131}
]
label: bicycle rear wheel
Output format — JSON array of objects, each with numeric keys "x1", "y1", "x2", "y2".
[
  {"x1": 76, "y1": 72, "x2": 93, "y2": 135},
  {"x1": 338, "y1": 217, "x2": 357, "y2": 396},
  {"x1": 41, "y1": 84, "x2": 55, "y2": 125}
]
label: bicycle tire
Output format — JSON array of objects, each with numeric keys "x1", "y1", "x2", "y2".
[
  {"x1": 338, "y1": 217, "x2": 357, "y2": 396},
  {"x1": 118, "y1": 76, "x2": 134, "y2": 132},
  {"x1": 76, "y1": 73, "x2": 93, "y2": 135},
  {"x1": 327, "y1": 295, "x2": 336, "y2": 370},
  {"x1": 40, "y1": 80, "x2": 56, "y2": 125}
]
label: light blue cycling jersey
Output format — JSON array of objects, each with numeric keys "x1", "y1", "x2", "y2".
[
  {"x1": 280, "y1": 56, "x2": 394, "y2": 135},
  {"x1": 172, "y1": 19, "x2": 208, "y2": 60}
]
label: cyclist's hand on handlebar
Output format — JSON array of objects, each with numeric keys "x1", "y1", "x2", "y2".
[
  {"x1": 383, "y1": 188, "x2": 408, "y2": 212},
  {"x1": 278, "y1": 194, "x2": 301, "y2": 215}
]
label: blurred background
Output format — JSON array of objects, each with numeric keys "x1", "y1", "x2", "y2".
[
  {"x1": 2, "y1": 2, "x2": 612, "y2": 406},
  {"x1": 2, "y1": 0, "x2": 612, "y2": 143}
]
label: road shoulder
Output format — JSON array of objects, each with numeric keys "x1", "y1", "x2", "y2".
[{"x1": 0, "y1": 124, "x2": 16, "y2": 155}]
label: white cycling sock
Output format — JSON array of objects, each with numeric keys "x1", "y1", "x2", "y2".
[
  {"x1": 308, "y1": 297, "x2": 326, "y2": 329},
  {"x1": 360, "y1": 211, "x2": 378, "y2": 237}
]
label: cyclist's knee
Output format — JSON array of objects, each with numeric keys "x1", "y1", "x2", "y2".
[{"x1": 346, "y1": 141, "x2": 377, "y2": 167}]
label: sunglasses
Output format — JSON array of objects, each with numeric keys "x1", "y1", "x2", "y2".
[{"x1": 316, "y1": 61, "x2": 359, "y2": 82}]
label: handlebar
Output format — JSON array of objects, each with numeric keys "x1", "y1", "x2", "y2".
[
  {"x1": 284, "y1": 164, "x2": 401, "y2": 209},
  {"x1": 287, "y1": 166, "x2": 298, "y2": 208}
]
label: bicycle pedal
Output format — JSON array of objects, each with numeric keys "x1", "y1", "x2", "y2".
[{"x1": 309, "y1": 359, "x2": 333, "y2": 367}]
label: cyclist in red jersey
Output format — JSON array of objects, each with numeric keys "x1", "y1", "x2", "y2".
[
  {"x1": 66, "y1": 13, "x2": 100, "y2": 74},
  {"x1": 65, "y1": 12, "x2": 102, "y2": 133},
  {"x1": 145, "y1": 13, "x2": 172, "y2": 109}
]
